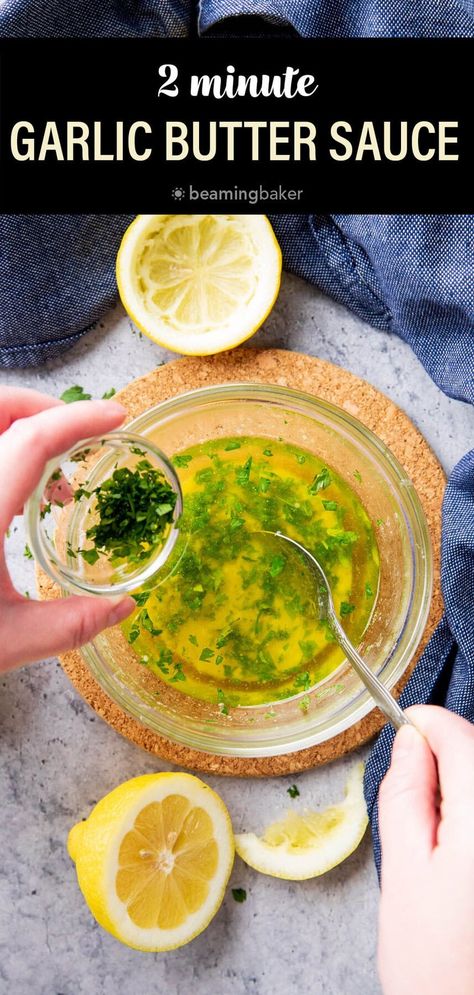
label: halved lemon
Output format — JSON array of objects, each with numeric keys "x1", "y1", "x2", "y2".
[
  {"x1": 235, "y1": 763, "x2": 368, "y2": 880},
  {"x1": 116, "y1": 214, "x2": 282, "y2": 354},
  {"x1": 67, "y1": 772, "x2": 234, "y2": 951}
]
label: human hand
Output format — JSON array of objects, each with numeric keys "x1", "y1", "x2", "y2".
[
  {"x1": 0, "y1": 386, "x2": 135, "y2": 672},
  {"x1": 378, "y1": 704, "x2": 474, "y2": 995}
]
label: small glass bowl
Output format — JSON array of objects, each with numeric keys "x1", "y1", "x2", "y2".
[{"x1": 25, "y1": 432, "x2": 182, "y2": 596}]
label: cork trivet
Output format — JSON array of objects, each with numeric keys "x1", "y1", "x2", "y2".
[{"x1": 38, "y1": 349, "x2": 445, "y2": 776}]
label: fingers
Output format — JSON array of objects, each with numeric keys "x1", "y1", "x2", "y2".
[
  {"x1": 0, "y1": 399, "x2": 126, "y2": 530},
  {"x1": 0, "y1": 594, "x2": 135, "y2": 671},
  {"x1": 379, "y1": 721, "x2": 439, "y2": 885},
  {"x1": 0, "y1": 386, "x2": 63, "y2": 433},
  {"x1": 404, "y1": 705, "x2": 474, "y2": 816}
]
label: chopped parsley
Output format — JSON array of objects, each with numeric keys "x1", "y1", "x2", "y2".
[
  {"x1": 294, "y1": 671, "x2": 311, "y2": 691},
  {"x1": 365, "y1": 583, "x2": 373, "y2": 598},
  {"x1": 322, "y1": 500, "x2": 338, "y2": 511},
  {"x1": 353, "y1": 470, "x2": 362, "y2": 483},
  {"x1": 70, "y1": 448, "x2": 91, "y2": 463},
  {"x1": 60, "y1": 385, "x2": 92, "y2": 404},
  {"x1": 23, "y1": 544, "x2": 33, "y2": 559},
  {"x1": 173, "y1": 453, "x2": 193, "y2": 469},
  {"x1": 231, "y1": 888, "x2": 247, "y2": 903},
  {"x1": 200, "y1": 647, "x2": 215, "y2": 662},
  {"x1": 224, "y1": 441, "x2": 241, "y2": 451},
  {"x1": 79, "y1": 548, "x2": 100, "y2": 566},
  {"x1": 268, "y1": 554, "x2": 286, "y2": 577},
  {"x1": 102, "y1": 388, "x2": 116, "y2": 399},
  {"x1": 132, "y1": 591, "x2": 150, "y2": 607},
  {"x1": 217, "y1": 688, "x2": 229, "y2": 715},
  {"x1": 287, "y1": 784, "x2": 300, "y2": 798},
  {"x1": 170, "y1": 662, "x2": 186, "y2": 683},
  {"x1": 235, "y1": 457, "x2": 252, "y2": 486},
  {"x1": 308, "y1": 467, "x2": 331, "y2": 494},
  {"x1": 340, "y1": 601, "x2": 355, "y2": 616},
  {"x1": 77, "y1": 461, "x2": 177, "y2": 564},
  {"x1": 127, "y1": 624, "x2": 140, "y2": 644},
  {"x1": 140, "y1": 609, "x2": 163, "y2": 637}
]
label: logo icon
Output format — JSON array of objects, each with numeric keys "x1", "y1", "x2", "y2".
[{"x1": 171, "y1": 186, "x2": 186, "y2": 201}]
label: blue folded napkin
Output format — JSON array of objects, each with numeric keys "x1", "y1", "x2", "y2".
[{"x1": 1, "y1": 1, "x2": 474, "y2": 878}]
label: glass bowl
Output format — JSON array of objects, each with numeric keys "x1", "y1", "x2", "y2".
[
  {"x1": 77, "y1": 384, "x2": 432, "y2": 758},
  {"x1": 25, "y1": 433, "x2": 182, "y2": 596}
]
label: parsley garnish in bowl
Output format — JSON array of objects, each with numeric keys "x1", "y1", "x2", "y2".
[{"x1": 77, "y1": 459, "x2": 177, "y2": 566}]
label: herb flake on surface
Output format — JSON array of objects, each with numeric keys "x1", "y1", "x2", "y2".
[
  {"x1": 60, "y1": 385, "x2": 92, "y2": 404},
  {"x1": 231, "y1": 888, "x2": 247, "y2": 903}
]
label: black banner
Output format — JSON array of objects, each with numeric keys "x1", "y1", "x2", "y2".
[{"x1": 0, "y1": 38, "x2": 472, "y2": 212}]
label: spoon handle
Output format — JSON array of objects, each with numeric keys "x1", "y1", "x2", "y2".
[{"x1": 332, "y1": 618, "x2": 414, "y2": 731}]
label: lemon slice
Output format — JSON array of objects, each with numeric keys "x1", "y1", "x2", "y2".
[
  {"x1": 116, "y1": 214, "x2": 282, "y2": 354},
  {"x1": 67, "y1": 772, "x2": 234, "y2": 951},
  {"x1": 234, "y1": 763, "x2": 368, "y2": 880}
]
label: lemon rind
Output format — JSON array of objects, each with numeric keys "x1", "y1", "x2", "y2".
[
  {"x1": 234, "y1": 764, "x2": 368, "y2": 881},
  {"x1": 69, "y1": 772, "x2": 235, "y2": 952},
  {"x1": 116, "y1": 214, "x2": 282, "y2": 356}
]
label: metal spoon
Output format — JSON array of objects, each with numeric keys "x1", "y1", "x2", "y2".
[{"x1": 269, "y1": 531, "x2": 414, "y2": 731}]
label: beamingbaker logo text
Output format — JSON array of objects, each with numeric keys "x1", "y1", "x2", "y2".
[{"x1": 172, "y1": 184, "x2": 303, "y2": 204}]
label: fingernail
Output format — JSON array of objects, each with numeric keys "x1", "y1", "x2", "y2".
[
  {"x1": 107, "y1": 596, "x2": 136, "y2": 625},
  {"x1": 100, "y1": 400, "x2": 127, "y2": 417},
  {"x1": 392, "y1": 723, "x2": 422, "y2": 758}
]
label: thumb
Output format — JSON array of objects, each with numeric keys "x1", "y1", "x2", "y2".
[
  {"x1": 378, "y1": 723, "x2": 439, "y2": 885},
  {"x1": 1, "y1": 594, "x2": 135, "y2": 671}
]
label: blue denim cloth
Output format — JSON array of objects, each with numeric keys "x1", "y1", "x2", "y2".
[
  {"x1": 270, "y1": 215, "x2": 474, "y2": 405},
  {"x1": 364, "y1": 451, "x2": 474, "y2": 876},
  {"x1": 1, "y1": 2, "x2": 474, "y2": 878},
  {"x1": 2, "y1": 0, "x2": 472, "y2": 38},
  {"x1": 0, "y1": 215, "x2": 134, "y2": 367},
  {"x1": 199, "y1": 0, "x2": 474, "y2": 36}
]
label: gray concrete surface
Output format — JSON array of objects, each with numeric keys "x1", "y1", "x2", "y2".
[{"x1": 0, "y1": 273, "x2": 472, "y2": 995}]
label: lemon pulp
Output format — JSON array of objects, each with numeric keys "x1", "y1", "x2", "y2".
[
  {"x1": 123, "y1": 436, "x2": 379, "y2": 708},
  {"x1": 117, "y1": 796, "x2": 218, "y2": 929},
  {"x1": 116, "y1": 214, "x2": 282, "y2": 354},
  {"x1": 67, "y1": 772, "x2": 234, "y2": 951},
  {"x1": 234, "y1": 763, "x2": 368, "y2": 880}
]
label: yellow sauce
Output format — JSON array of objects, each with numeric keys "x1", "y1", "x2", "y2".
[{"x1": 123, "y1": 436, "x2": 379, "y2": 709}]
